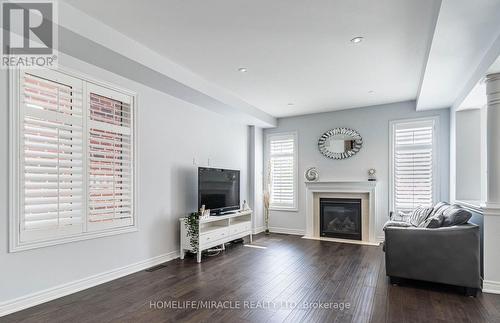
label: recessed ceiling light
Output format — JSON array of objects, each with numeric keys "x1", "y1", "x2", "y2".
[
  {"x1": 287, "y1": 103, "x2": 294, "y2": 106},
  {"x1": 368, "y1": 90, "x2": 375, "y2": 94},
  {"x1": 238, "y1": 67, "x2": 248, "y2": 73},
  {"x1": 350, "y1": 37, "x2": 364, "y2": 44}
]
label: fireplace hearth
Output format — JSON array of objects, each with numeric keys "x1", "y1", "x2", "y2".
[{"x1": 320, "y1": 198, "x2": 362, "y2": 240}]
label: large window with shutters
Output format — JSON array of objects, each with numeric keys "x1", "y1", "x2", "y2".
[
  {"x1": 389, "y1": 118, "x2": 439, "y2": 214},
  {"x1": 266, "y1": 132, "x2": 298, "y2": 210},
  {"x1": 9, "y1": 68, "x2": 136, "y2": 251}
]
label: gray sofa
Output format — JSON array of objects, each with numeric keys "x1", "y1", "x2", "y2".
[{"x1": 383, "y1": 203, "x2": 482, "y2": 296}]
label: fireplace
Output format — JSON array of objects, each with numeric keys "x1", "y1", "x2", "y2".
[{"x1": 320, "y1": 198, "x2": 362, "y2": 240}]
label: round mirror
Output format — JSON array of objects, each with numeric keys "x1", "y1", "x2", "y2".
[{"x1": 318, "y1": 128, "x2": 363, "y2": 159}]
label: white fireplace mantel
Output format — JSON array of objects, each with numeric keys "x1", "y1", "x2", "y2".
[{"x1": 304, "y1": 181, "x2": 378, "y2": 244}]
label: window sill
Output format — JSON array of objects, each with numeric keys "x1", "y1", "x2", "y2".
[
  {"x1": 269, "y1": 207, "x2": 298, "y2": 212},
  {"x1": 455, "y1": 200, "x2": 483, "y2": 214},
  {"x1": 10, "y1": 225, "x2": 138, "y2": 253}
]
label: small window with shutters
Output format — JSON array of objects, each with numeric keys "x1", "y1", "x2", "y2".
[
  {"x1": 266, "y1": 132, "x2": 298, "y2": 210},
  {"x1": 390, "y1": 118, "x2": 438, "y2": 213},
  {"x1": 10, "y1": 69, "x2": 136, "y2": 251}
]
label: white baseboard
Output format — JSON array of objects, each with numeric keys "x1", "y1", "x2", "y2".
[
  {"x1": 483, "y1": 280, "x2": 500, "y2": 294},
  {"x1": 269, "y1": 226, "x2": 305, "y2": 236},
  {"x1": 253, "y1": 226, "x2": 265, "y2": 234},
  {"x1": 0, "y1": 250, "x2": 179, "y2": 317}
]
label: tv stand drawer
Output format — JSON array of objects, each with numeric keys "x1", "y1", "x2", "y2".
[
  {"x1": 200, "y1": 228, "x2": 228, "y2": 244},
  {"x1": 230, "y1": 221, "x2": 251, "y2": 236}
]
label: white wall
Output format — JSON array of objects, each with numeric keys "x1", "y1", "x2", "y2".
[
  {"x1": 0, "y1": 53, "x2": 251, "y2": 304},
  {"x1": 455, "y1": 109, "x2": 482, "y2": 201},
  {"x1": 449, "y1": 105, "x2": 457, "y2": 202},
  {"x1": 453, "y1": 75, "x2": 500, "y2": 294},
  {"x1": 264, "y1": 101, "x2": 450, "y2": 239}
]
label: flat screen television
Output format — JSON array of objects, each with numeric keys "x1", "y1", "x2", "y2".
[{"x1": 198, "y1": 167, "x2": 240, "y2": 215}]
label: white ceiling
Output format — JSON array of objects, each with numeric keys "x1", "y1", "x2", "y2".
[{"x1": 63, "y1": 0, "x2": 439, "y2": 118}]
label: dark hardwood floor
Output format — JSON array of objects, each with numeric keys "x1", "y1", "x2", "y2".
[{"x1": 4, "y1": 233, "x2": 500, "y2": 323}]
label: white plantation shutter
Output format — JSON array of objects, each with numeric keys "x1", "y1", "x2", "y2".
[
  {"x1": 268, "y1": 133, "x2": 297, "y2": 209},
  {"x1": 11, "y1": 69, "x2": 136, "y2": 250},
  {"x1": 87, "y1": 85, "x2": 134, "y2": 230},
  {"x1": 20, "y1": 70, "x2": 84, "y2": 242},
  {"x1": 392, "y1": 119, "x2": 436, "y2": 213}
]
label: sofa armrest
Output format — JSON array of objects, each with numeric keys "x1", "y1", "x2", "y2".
[{"x1": 384, "y1": 224, "x2": 481, "y2": 288}]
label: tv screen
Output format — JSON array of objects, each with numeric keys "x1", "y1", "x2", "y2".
[{"x1": 198, "y1": 167, "x2": 240, "y2": 215}]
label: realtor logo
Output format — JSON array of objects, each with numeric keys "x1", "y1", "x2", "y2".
[{"x1": 1, "y1": 0, "x2": 57, "y2": 68}]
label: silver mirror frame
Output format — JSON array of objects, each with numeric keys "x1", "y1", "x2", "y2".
[{"x1": 318, "y1": 128, "x2": 363, "y2": 159}]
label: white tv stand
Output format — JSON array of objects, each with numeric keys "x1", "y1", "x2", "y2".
[{"x1": 179, "y1": 209, "x2": 253, "y2": 263}]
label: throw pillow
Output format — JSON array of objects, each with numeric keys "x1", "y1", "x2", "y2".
[
  {"x1": 419, "y1": 213, "x2": 444, "y2": 228},
  {"x1": 430, "y1": 202, "x2": 449, "y2": 217},
  {"x1": 441, "y1": 205, "x2": 472, "y2": 227},
  {"x1": 408, "y1": 206, "x2": 434, "y2": 227},
  {"x1": 393, "y1": 210, "x2": 412, "y2": 222},
  {"x1": 383, "y1": 220, "x2": 414, "y2": 230}
]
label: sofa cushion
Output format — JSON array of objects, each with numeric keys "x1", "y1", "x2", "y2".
[
  {"x1": 441, "y1": 205, "x2": 472, "y2": 227},
  {"x1": 383, "y1": 220, "x2": 414, "y2": 230},
  {"x1": 419, "y1": 212, "x2": 444, "y2": 228},
  {"x1": 408, "y1": 206, "x2": 434, "y2": 227}
]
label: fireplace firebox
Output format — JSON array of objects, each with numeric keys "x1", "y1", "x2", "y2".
[{"x1": 320, "y1": 198, "x2": 362, "y2": 240}]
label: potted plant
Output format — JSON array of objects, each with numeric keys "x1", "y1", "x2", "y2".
[{"x1": 184, "y1": 212, "x2": 200, "y2": 252}]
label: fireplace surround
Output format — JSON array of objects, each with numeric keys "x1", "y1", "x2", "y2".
[{"x1": 304, "y1": 181, "x2": 379, "y2": 245}]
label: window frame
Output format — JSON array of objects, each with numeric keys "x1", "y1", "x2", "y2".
[
  {"x1": 9, "y1": 67, "x2": 139, "y2": 252},
  {"x1": 265, "y1": 131, "x2": 298, "y2": 212},
  {"x1": 389, "y1": 116, "x2": 440, "y2": 213}
]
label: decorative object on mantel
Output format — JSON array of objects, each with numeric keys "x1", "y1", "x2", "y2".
[
  {"x1": 305, "y1": 167, "x2": 319, "y2": 182},
  {"x1": 242, "y1": 200, "x2": 250, "y2": 211},
  {"x1": 318, "y1": 127, "x2": 363, "y2": 160},
  {"x1": 368, "y1": 168, "x2": 377, "y2": 181},
  {"x1": 184, "y1": 212, "x2": 200, "y2": 252}
]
